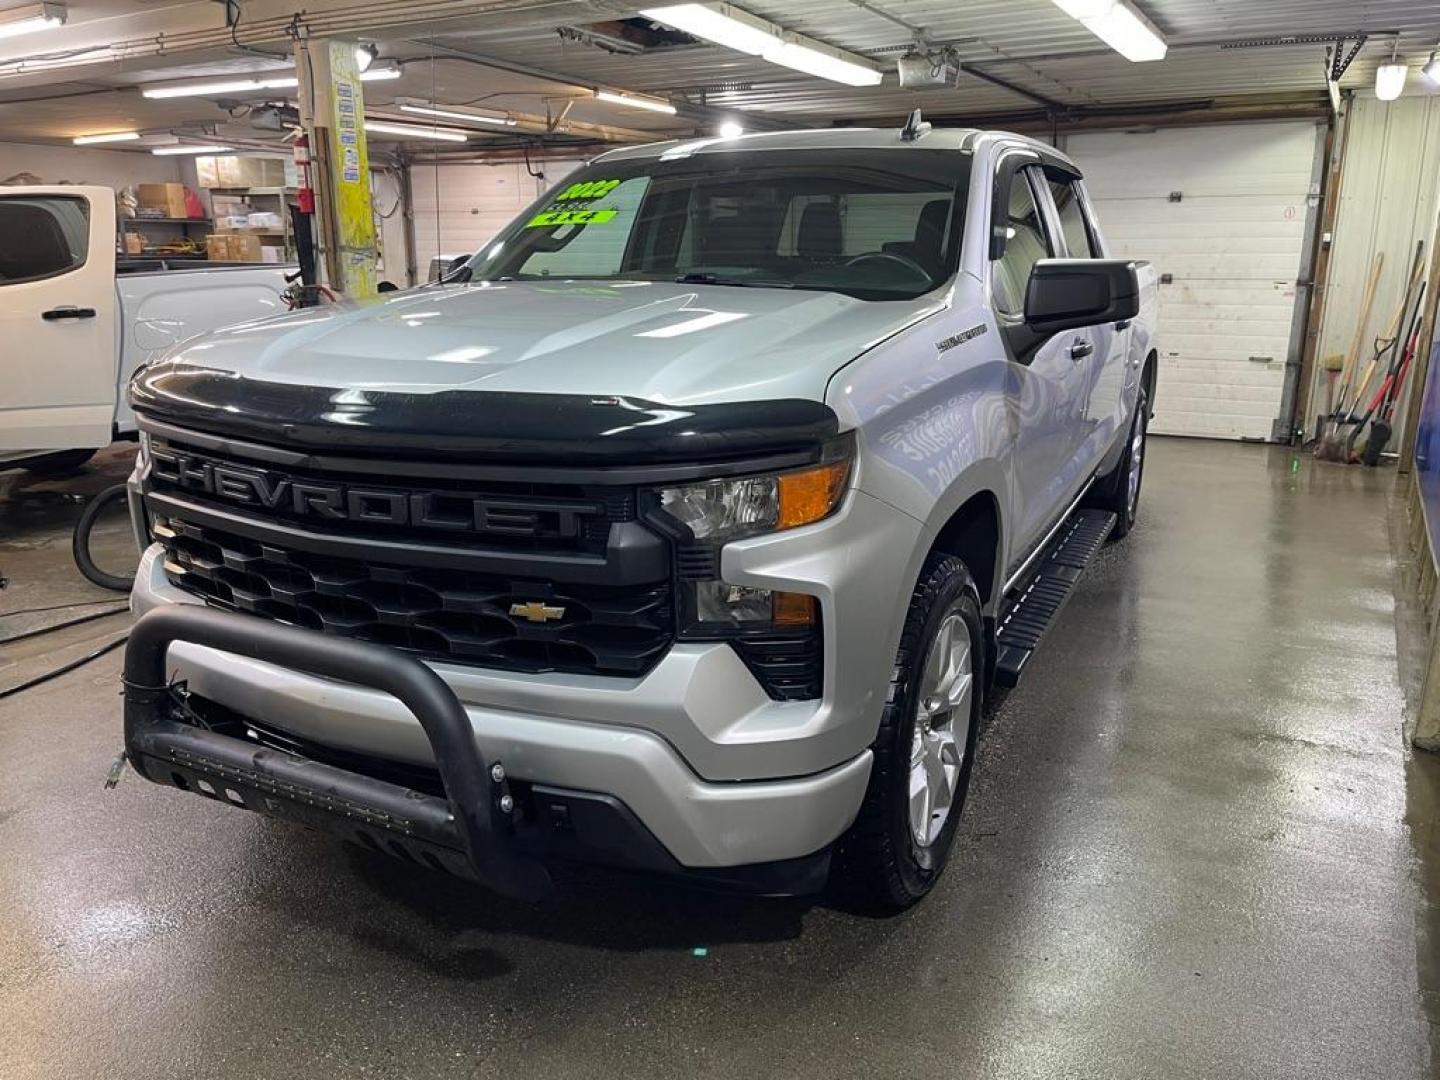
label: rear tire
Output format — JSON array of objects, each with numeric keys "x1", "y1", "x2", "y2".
[
  {"x1": 1088, "y1": 386, "x2": 1148, "y2": 540},
  {"x1": 837, "y1": 553, "x2": 984, "y2": 911}
]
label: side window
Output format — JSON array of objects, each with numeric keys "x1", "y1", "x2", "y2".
[
  {"x1": 1047, "y1": 177, "x2": 1097, "y2": 258},
  {"x1": 0, "y1": 195, "x2": 90, "y2": 286},
  {"x1": 992, "y1": 166, "x2": 1053, "y2": 316}
]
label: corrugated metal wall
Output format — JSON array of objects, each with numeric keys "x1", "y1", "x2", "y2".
[{"x1": 1311, "y1": 96, "x2": 1440, "y2": 444}]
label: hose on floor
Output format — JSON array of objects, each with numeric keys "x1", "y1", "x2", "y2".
[{"x1": 0, "y1": 633, "x2": 128, "y2": 701}]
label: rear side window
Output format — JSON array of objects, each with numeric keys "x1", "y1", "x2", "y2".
[
  {"x1": 1048, "y1": 178, "x2": 1097, "y2": 258},
  {"x1": 0, "y1": 195, "x2": 90, "y2": 285},
  {"x1": 992, "y1": 166, "x2": 1052, "y2": 316}
]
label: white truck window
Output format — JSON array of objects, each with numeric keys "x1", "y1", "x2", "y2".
[{"x1": 0, "y1": 195, "x2": 90, "y2": 285}]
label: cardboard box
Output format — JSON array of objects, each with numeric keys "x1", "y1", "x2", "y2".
[
  {"x1": 260, "y1": 245, "x2": 284, "y2": 264},
  {"x1": 216, "y1": 156, "x2": 245, "y2": 187},
  {"x1": 205, "y1": 234, "x2": 231, "y2": 261},
  {"x1": 136, "y1": 182, "x2": 189, "y2": 219},
  {"x1": 195, "y1": 156, "x2": 220, "y2": 188},
  {"x1": 227, "y1": 234, "x2": 263, "y2": 262}
]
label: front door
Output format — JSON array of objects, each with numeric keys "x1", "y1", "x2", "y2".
[
  {"x1": 992, "y1": 163, "x2": 1094, "y2": 561},
  {"x1": 0, "y1": 185, "x2": 117, "y2": 457}
]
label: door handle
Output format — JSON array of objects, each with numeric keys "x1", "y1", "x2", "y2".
[
  {"x1": 42, "y1": 306, "x2": 97, "y2": 321},
  {"x1": 1114, "y1": 319, "x2": 1131, "y2": 330},
  {"x1": 1069, "y1": 339, "x2": 1094, "y2": 361}
]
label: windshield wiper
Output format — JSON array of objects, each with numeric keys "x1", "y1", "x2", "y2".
[{"x1": 674, "y1": 272, "x2": 795, "y2": 289}]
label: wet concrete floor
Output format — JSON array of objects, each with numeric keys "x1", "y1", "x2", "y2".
[{"x1": 0, "y1": 437, "x2": 1436, "y2": 1079}]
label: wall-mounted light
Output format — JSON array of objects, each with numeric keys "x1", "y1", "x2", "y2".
[
  {"x1": 73, "y1": 131, "x2": 140, "y2": 145},
  {"x1": 1376, "y1": 61, "x2": 1408, "y2": 100},
  {"x1": 640, "y1": 4, "x2": 882, "y2": 86},
  {"x1": 0, "y1": 2, "x2": 65, "y2": 41},
  {"x1": 354, "y1": 43, "x2": 378, "y2": 73},
  {"x1": 1048, "y1": 0, "x2": 1166, "y2": 63},
  {"x1": 1421, "y1": 50, "x2": 1439, "y2": 87},
  {"x1": 717, "y1": 119, "x2": 744, "y2": 138}
]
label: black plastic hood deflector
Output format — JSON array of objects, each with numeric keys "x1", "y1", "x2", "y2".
[{"x1": 130, "y1": 361, "x2": 839, "y2": 465}]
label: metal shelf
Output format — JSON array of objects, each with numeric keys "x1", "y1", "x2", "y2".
[{"x1": 122, "y1": 217, "x2": 211, "y2": 227}]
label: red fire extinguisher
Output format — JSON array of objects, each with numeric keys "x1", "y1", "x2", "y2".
[{"x1": 293, "y1": 133, "x2": 315, "y2": 215}]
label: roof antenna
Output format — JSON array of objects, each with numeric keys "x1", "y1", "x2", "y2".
[{"x1": 900, "y1": 107, "x2": 931, "y2": 142}]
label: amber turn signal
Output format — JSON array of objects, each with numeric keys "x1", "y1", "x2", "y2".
[
  {"x1": 777, "y1": 459, "x2": 851, "y2": 529},
  {"x1": 772, "y1": 591, "x2": 818, "y2": 626}
]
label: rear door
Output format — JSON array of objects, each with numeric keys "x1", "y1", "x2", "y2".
[
  {"x1": 0, "y1": 185, "x2": 117, "y2": 456},
  {"x1": 1043, "y1": 170, "x2": 1131, "y2": 465}
]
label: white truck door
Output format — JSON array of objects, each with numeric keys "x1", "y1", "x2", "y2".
[{"x1": 0, "y1": 185, "x2": 117, "y2": 456}]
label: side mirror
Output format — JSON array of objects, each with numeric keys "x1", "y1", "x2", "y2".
[{"x1": 1025, "y1": 259, "x2": 1140, "y2": 334}]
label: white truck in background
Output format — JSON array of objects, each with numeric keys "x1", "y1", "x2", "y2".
[{"x1": 0, "y1": 185, "x2": 292, "y2": 474}]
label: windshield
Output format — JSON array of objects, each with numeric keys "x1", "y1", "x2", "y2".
[{"x1": 464, "y1": 148, "x2": 970, "y2": 301}]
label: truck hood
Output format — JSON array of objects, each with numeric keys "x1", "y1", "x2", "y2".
[{"x1": 156, "y1": 278, "x2": 941, "y2": 405}]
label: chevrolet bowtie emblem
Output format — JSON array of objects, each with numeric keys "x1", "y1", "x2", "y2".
[{"x1": 510, "y1": 601, "x2": 567, "y2": 623}]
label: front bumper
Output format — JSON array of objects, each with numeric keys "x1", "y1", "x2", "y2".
[{"x1": 129, "y1": 546, "x2": 874, "y2": 877}]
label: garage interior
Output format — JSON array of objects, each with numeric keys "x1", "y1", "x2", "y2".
[{"x1": 3, "y1": 1, "x2": 1440, "y2": 1077}]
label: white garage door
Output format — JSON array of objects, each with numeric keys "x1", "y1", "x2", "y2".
[
  {"x1": 410, "y1": 159, "x2": 586, "y2": 270},
  {"x1": 1062, "y1": 122, "x2": 1321, "y2": 441}
]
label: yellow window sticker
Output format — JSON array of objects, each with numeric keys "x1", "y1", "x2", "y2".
[
  {"x1": 525, "y1": 207, "x2": 619, "y2": 228},
  {"x1": 524, "y1": 178, "x2": 624, "y2": 227},
  {"x1": 553, "y1": 179, "x2": 620, "y2": 201}
]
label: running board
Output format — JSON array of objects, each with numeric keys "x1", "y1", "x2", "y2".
[{"x1": 993, "y1": 509, "x2": 1117, "y2": 687}]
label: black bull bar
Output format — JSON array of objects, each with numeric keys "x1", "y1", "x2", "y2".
[{"x1": 122, "y1": 605, "x2": 552, "y2": 903}]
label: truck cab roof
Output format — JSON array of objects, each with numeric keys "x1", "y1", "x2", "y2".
[{"x1": 593, "y1": 126, "x2": 1077, "y2": 172}]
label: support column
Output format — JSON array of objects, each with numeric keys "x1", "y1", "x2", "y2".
[{"x1": 295, "y1": 38, "x2": 378, "y2": 298}]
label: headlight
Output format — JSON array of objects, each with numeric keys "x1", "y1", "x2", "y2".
[{"x1": 648, "y1": 436, "x2": 852, "y2": 634}]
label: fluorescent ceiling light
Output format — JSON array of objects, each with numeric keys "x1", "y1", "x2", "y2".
[
  {"x1": 640, "y1": 3, "x2": 881, "y2": 86},
  {"x1": 595, "y1": 89, "x2": 677, "y2": 114},
  {"x1": 151, "y1": 144, "x2": 233, "y2": 155},
  {"x1": 365, "y1": 120, "x2": 468, "y2": 142},
  {"x1": 640, "y1": 4, "x2": 775, "y2": 55},
  {"x1": 0, "y1": 2, "x2": 65, "y2": 41},
  {"x1": 717, "y1": 119, "x2": 744, "y2": 138},
  {"x1": 1376, "y1": 62, "x2": 1408, "y2": 100},
  {"x1": 1050, "y1": 0, "x2": 1113, "y2": 18},
  {"x1": 1424, "y1": 52, "x2": 1440, "y2": 86},
  {"x1": 73, "y1": 131, "x2": 140, "y2": 145},
  {"x1": 142, "y1": 76, "x2": 295, "y2": 99},
  {"x1": 141, "y1": 64, "x2": 397, "y2": 99},
  {"x1": 399, "y1": 103, "x2": 517, "y2": 127},
  {"x1": 767, "y1": 41, "x2": 882, "y2": 86},
  {"x1": 1048, "y1": 0, "x2": 1166, "y2": 62}
]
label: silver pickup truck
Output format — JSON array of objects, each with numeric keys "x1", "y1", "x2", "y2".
[
  {"x1": 121, "y1": 125, "x2": 1158, "y2": 909},
  {"x1": 0, "y1": 185, "x2": 290, "y2": 473}
]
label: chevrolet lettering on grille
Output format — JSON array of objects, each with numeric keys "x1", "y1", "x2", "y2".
[{"x1": 149, "y1": 447, "x2": 599, "y2": 540}]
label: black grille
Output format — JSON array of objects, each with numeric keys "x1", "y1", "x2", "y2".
[{"x1": 157, "y1": 519, "x2": 673, "y2": 677}]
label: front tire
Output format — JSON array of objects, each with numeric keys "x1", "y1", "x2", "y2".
[{"x1": 838, "y1": 553, "x2": 984, "y2": 910}]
